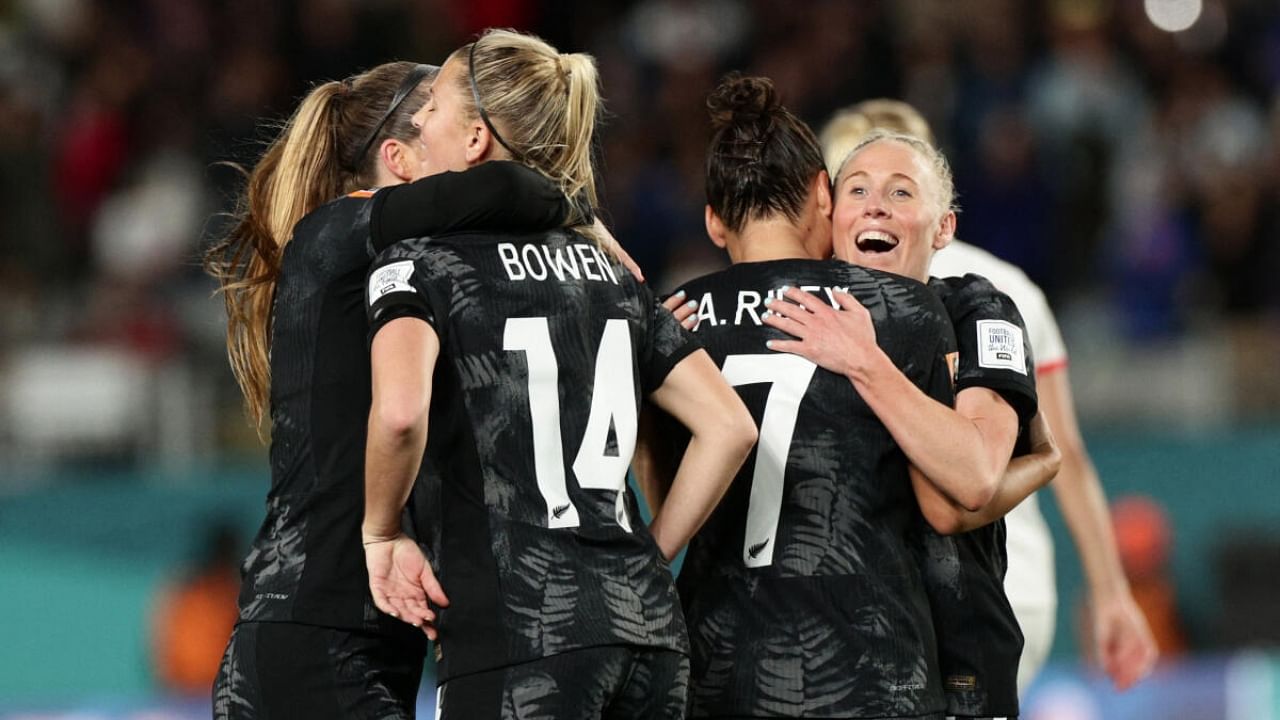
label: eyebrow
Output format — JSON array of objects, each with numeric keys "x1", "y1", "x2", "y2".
[{"x1": 843, "y1": 170, "x2": 920, "y2": 186}]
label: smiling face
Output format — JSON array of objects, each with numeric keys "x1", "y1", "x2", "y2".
[
  {"x1": 831, "y1": 139, "x2": 955, "y2": 282},
  {"x1": 409, "y1": 55, "x2": 484, "y2": 178}
]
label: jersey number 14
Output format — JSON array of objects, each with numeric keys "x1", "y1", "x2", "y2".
[{"x1": 505, "y1": 317, "x2": 636, "y2": 532}]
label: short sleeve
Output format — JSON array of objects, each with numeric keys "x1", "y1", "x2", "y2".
[
  {"x1": 937, "y1": 274, "x2": 1038, "y2": 427},
  {"x1": 640, "y1": 287, "x2": 702, "y2": 395},
  {"x1": 366, "y1": 251, "x2": 438, "y2": 343}
]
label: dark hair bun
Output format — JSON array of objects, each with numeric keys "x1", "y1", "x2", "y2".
[{"x1": 707, "y1": 73, "x2": 779, "y2": 130}]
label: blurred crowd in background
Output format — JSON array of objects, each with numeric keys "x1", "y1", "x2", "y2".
[
  {"x1": 1, "y1": 0, "x2": 1279, "y2": 711},
  {"x1": 1, "y1": 0, "x2": 1279, "y2": 464}
]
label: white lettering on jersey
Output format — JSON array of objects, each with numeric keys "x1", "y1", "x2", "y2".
[
  {"x1": 368, "y1": 260, "x2": 417, "y2": 300},
  {"x1": 543, "y1": 244, "x2": 582, "y2": 281},
  {"x1": 499, "y1": 243, "x2": 525, "y2": 280},
  {"x1": 735, "y1": 290, "x2": 763, "y2": 325},
  {"x1": 521, "y1": 244, "x2": 548, "y2": 280},
  {"x1": 693, "y1": 293, "x2": 719, "y2": 331},
  {"x1": 701, "y1": 285, "x2": 852, "y2": 329},
  {"x1": 496, "y1": 243, "x2": 620, "y2": 285},
  {"x1": 976, "y1": 319, "x2": 1027, "y2": 374},
  {"x1": 592, "y1": 245, "x2": 619, "y2": 284}
]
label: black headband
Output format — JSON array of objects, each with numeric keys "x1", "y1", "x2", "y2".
[
  {"x1": 352, "y1": 63, "x2": 437, "y2": 169},
  {"x1": 468, "y1": 40, "x2": 524, "y2": 162}
]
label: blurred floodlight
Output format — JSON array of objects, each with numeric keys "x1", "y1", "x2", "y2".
[{"x1": 1144, "y1": 0, "x2": 1203, "y2": 32}]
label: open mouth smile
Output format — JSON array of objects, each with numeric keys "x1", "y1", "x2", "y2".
[{"x1": 855, "y1": 229, "x2": 899, "y2": 253}]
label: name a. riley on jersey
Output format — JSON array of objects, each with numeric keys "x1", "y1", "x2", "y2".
[
  {"x1": 498, "y1": 241, "x2": 620, "y2": 285},
  {"x1": 690, "y1": 285, "x2": 850, "y2": 331}
]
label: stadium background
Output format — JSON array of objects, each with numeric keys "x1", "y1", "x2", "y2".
[{"x1": 1, "y1": 0, "x2": 1278, "y2": 717}]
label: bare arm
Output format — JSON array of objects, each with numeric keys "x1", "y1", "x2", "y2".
[
  {"x1": 1040, "y1": 367, "x2": 1157, "y2": 689},
  {"x1": 363, "y1": 317, "x2": 450, "y2": 636},
  {"x1": 764, "y1": 288, "x2": 1016, "y2": 511},
  {"x1": 912, "y1": 412, "x2": 1061, "y2": 534},
  {"x1": 645, "y1": 350, "x2": 757, "y2": 560},
  {"x1": 632, "y1": 295, "x2": 705, "y2": 517},
  {"x1": 632, "y1": 404, "x2": 678, "y2": 518}
]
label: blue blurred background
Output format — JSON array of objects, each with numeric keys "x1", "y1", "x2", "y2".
[{"x1": 1, "y1": 0, "x2": 1277, "y2": 717}]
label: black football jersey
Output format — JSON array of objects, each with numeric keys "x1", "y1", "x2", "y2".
[
  {"x1": 672, "y1": 259, "x2": 956, "y2": 719},
  {"x1": 919, "y1": 273, "x2": 1039, "y2": 718},
  {"x1": 236, "y1": 163, "x2": 570, "y2": 633},
  {"x1": 366, "y1": 229, "x2": 700, "y2": 682}
]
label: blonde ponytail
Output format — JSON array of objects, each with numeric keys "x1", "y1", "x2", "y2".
[{"x1": 457, "y1": 30, "x2": 602, "y2": 234}]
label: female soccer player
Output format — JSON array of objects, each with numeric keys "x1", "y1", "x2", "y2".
[
  {"x1": 765, "y1": 130, "x2": 1057, "y2": 719},
  {"x1": 821, "y1": 99, "x2": 1158, "y2": 696},
  {"x1": 204, "y1": 60, "x2": 586, "y2": 718},
  {"x1": 360, "y1": 30, "x2": 757, "y2": 718}
]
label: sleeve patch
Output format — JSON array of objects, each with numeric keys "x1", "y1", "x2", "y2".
[
  {"x1": 368, "y1": 260, "x2": 417, "y2": 301},
  {"x1": 976, "y1": 319, "x2": 1027, "y2": 374}
]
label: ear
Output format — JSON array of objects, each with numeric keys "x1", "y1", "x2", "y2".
[
  {"x1": 704, "y1": 205, "x2": 729, "y2": 249},
  {"x1": 464, "y1": 118, "x2": 493, "y2": 164},
  {"x1": 932, "y1": 210, "x2": 956, "y2": 251},
  {"x1": 379, "y1": 139, "x2": 415, "y2": 183},
  {"x1": 814, "y1": 170, "x2": 833, "y2": 221}
]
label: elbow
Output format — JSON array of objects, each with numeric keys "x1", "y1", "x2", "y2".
[
  {"x1": 921, "y1": 505, "x2": 966, "y2": 536},
  {"x1": 702, "y1": 401, "x2": 757, "y2": 483},
  {"x1": 1043, "y1": 446, "x2": 1063, "y2": 485},
  {"x1": 372, "y1": 395, "x2": 428, "y2": 441},
  {"x1": 727, "y1": 406, "x2": 759, "y2": 463},
  {"x1": 956, "y1": 473, "x2": 999, "y2": 513}
]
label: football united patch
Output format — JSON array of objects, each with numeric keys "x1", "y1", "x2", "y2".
[
  {"x1": 368, "y1": 260, "x2": 417, "y2": 301},
  {"x1": 976, "y1": 319, "x2": 1026, "y2": 374}
]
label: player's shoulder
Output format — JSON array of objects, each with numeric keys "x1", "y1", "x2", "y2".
[
  {"x1": 294, "y1": 190, "x2": 375, "y2": 238},
  {"x1": 827, "y1": 260, "x2": 931, "y2": 292},
  {"x1": 928, "y1": 272, "x2": 1020, "y2": 319},
  {"x1": 824, "y1": 261, "x2": 949, "y2": 322},
  {"x1": 371, "y1": 235, "x2": 439, "y2": 265}
]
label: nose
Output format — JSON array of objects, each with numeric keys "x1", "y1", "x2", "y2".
[{"x1": 863, "y1": 195, "x2": 889, "y2": 218}]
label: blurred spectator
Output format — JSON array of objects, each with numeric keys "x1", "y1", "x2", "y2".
[{"x1": 149, "y1": 520, "x2": 241, "y2": 696}]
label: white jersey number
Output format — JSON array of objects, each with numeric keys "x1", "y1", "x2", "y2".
[
  {"x1": 504, "y1": 317, "x2": 637, "y2": 531},
  {"x1": 720, "y1": 353, "x2": 816, "y2": 567}
]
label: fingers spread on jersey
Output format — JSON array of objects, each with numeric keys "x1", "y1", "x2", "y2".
[
  {"x1": 761, "y1": 310, "x2": 807, "y2": 340},
  {"x1": 782, "y1": 287, "x2": 827, "y2": 313},
  {"x1": 762, "y1": 296, "x2": 811, "y2": 329}
]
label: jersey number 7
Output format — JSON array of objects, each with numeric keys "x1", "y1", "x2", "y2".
[
  {"x1": 721, "y1": 354, "x2": 816, "y2": 568},
  {"x1": 504, "y1": 317, "x2": 637, "y2": 532}
]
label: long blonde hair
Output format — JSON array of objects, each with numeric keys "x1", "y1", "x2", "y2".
[
  {"x1": 452, "y1": 29, "x2": 601, "y2": 234},
  {"x1": 204, "y1": 61, "x2": 433, "y2": 434}
]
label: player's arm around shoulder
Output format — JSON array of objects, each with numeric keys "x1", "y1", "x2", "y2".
[
  {"x1": 762, "y1": 284, "x2": 1009, "y2": 511},
  {"x1": 913, "y1": 411, "x2": 1061, "y2": 534},
  {"x1": 645, "y1": 349, "x2": 757, "y2": 561}
]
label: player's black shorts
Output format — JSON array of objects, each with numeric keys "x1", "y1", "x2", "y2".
[
  {"x1": 437, "y1": 645, "x2": 690, "y2": 719},
  {"x1": 213, "y1": 620, "x2": 426, "y2": 719}
]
